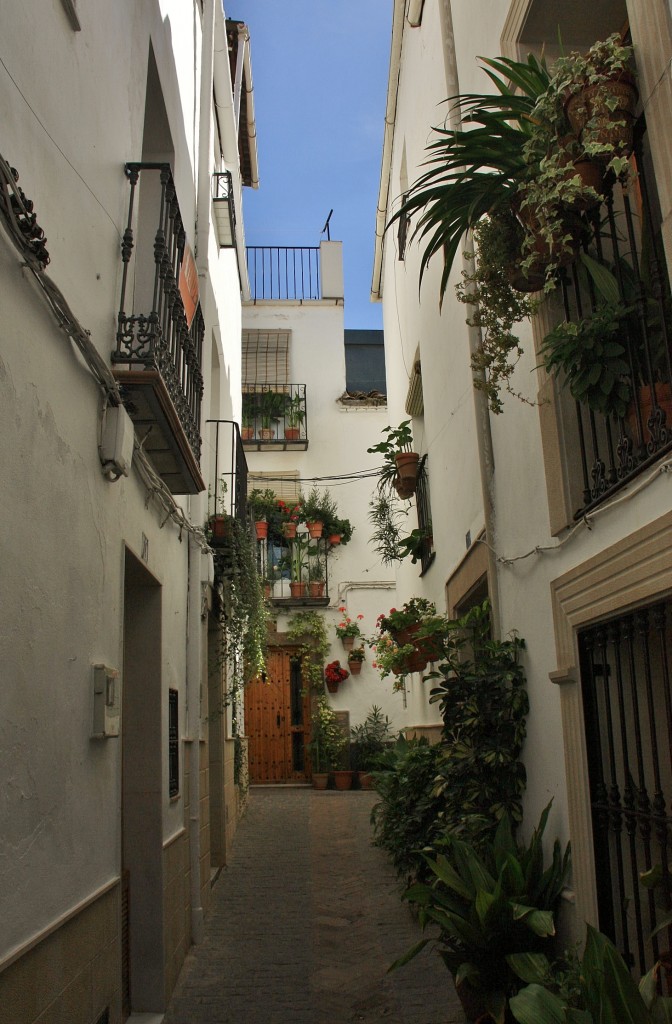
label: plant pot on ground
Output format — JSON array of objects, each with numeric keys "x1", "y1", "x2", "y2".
[
  {"x1": 310, "y1": 694, "x2": 346, "y2": 780},
  {"x1": 392, "y1": 806, "x2": 571, "y2": 1024},
  {"x1": 351, "y1": 706, "x2": 393, "y2": 789},
  {"x1": 332, "y1": 770, "x2": 354, "y2": 791}
]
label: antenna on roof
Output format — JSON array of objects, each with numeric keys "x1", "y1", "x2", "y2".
[{"x1": 321, "y1": 209, "x2": 333, "y2": 241}]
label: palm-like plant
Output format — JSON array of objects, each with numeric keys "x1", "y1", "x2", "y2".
[{"x1": 389, "y1": 54, "x2": 552, "y2": 302}]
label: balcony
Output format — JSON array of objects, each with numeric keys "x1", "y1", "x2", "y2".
[
  {"x1": 257, "y1": 527, "x2": 330, "y2": 607},
  {"x1": 112, "y1": 163, "x2": 205, "y2": 495},
  {"x1": 206, "y1": 420, "x2": 248, "y2": 546},
  {"x1": 242, "y1": 383, "x2": 309, "y2": 451},
  {"x1": 555, "y1": 124, "x2": 672, "y2": 518},
  {"x1": 246, "y1": 240, "x2": 344, "y2": 302}
]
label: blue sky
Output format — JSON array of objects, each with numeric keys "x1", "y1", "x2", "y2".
[{"x1": 235, "y1": 1, "x2": 393, "y2": 328}]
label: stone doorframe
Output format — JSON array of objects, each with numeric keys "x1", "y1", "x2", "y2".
[{"x1": 549, "y1": 509, "x2": 672, "y2": 938}]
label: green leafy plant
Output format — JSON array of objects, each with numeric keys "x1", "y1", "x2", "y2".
[
  {"x1": 350, "y1": 705, "x2": 394, "y2": 773},
  {"x1": 367, "y1": 420, "x2": 416, "y2": 491},
  {"x1": 247, "y1": 487, "x2": 279, "y2": 523},
  {"x1": 428, "y1": 600, "x2": 528, "y2": 844},
  {"x1": 309, "y1": 693, "x2": 347, "y2": 772},
  {"x1": 457, "y1": 209, "x2": 541, "y2": 414},
  {"x1": 370, "y1": 736, "x2": 448, "y2": 883},
  {"x1": 327, "y1": 515, "x2": 354, "y2": 544},
  {"x1": 258, "y1": 389, "x2": 287, "y2": 430},
  {"x1": 541, "y1": 300, "x2": 634, "y2": 418},
  {"x1": 285, "y1": 392, "x2": 305, "y2": 428},
  {"x1": 508, "y1": 924, "x2": 672, "y2": 1023},
  {"x1": 241, "y1": 392, "x2": 256, "y2": 429},
  {"x1": 301, "y1": 486, "x2": 337, "y2": 526},
  {"x1": 286, "y1": 610, "x2": 330, "y2": 691},
  {"x1": 377, "y1": 598, "x2": 437, "y2": 633},
  {"x1": 367, "y1": 492, "x2": 410, "y2": 565},
  {"x1": 395, "y1": 806, "x2": 571, "y2": 1024}
]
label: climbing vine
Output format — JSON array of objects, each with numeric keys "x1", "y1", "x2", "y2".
[
  {"x1": 212, "y1": 518, "x2": 269, "y2": 721},
  {"x1": 285, "y1": 610, "x2": 329, "y2": 691}
]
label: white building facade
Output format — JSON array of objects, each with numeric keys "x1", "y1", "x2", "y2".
[
  {"x1": 0, "y1": 1, "x2": 257, "y2": 1019},
  {"x1": 374, "y1": 0, "x2": 672, "y2": 966}
]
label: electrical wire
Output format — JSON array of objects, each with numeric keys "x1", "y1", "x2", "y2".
[{"x1": 0, "y1": 150, "x2": 209, "y2": 551}]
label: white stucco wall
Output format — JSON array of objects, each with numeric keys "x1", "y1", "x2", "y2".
[
  {"x1": 0, "y1": 0, "x2": 243, "y2": 961},
  {"x1": 375, "y1": 0, "x2": 672, "y2": 877}
]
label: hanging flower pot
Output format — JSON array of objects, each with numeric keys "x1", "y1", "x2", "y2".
[
  {"x1": 341, "y1": 635, "x2": 355, "y2": 653},
  {"x1": 393, "y1": 475, "x2": 416, "y2": 499},
  {"x1": 306, "y1": 520, "x2": 323, "y2": 539},
  {"x1": 394, "y1": 452, "x2": 419, "y2": 492},
  {"x1": 325, "y1": 678, "x2": 339, "y2": 693},
  {"x1": 282, "y1": 522, "x2": 297, "y2": 540},
  {"x1": 348, "y1": 658, "x2": 363, "y2": 675},
  {"x1": 565, "y1": 75, "x2": 638, "y2": 160},
  {"x1": 208, "y1": 514, "x2": 231, "y2": 546},
  {"x1": 254, "y1": 520, "x2": 268, "y2": 540},
  {"x1": 328, "y1": 533, "x2": 342, "y2": 545}
]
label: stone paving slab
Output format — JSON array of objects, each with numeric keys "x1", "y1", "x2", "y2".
[{"x1": 164, "y1": 788, "x2": 465, "y2": 1024}]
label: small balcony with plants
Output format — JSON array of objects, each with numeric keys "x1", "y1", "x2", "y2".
[
  {"x1": 247, "y1": 486, "x2": 353, "y2": 606},
  {"x1": 394, "y1": 34, "x2": 672, "y2": 519},
  {"x1": 113, "y1": 162, "x2": 205, "y2": 494},
  {"x1": 241, "y1": 384, "x2": 309, "y2": 450}
]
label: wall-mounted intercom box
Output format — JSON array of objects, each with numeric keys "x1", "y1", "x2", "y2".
[{"x1": 92, "y1": 663, "x2": 121, "y2": 737}]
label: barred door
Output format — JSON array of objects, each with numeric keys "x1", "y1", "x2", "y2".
[{"x1": 579, "y1": 601, "x2": 672, "y2": 974}]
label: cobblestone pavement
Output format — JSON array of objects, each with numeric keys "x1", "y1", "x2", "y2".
[{"x1": 164, "y1": 787, "x2": 465, "y2": 1024}]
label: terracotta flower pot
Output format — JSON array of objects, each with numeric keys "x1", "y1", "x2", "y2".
[
  {"x1": 282, "y1": 522, "x2": 297, "y2": 539},
  {"x1": 394, "y1": 452, "x2": 419, "y2": 490},
  {"x1": 209, "y1": 514, "x2": 231, "y2": 545},
  {"x1": 325, "y1": 679, "x2": 339, "y2": 694},
  {"x1": 393, "y1": 475, "x2": 416, "y2": 499},
  {"x1": 565, "y1": 76, "x2": 638, "y2": 160},
  {"x1": 308, "y1": 581, "x2": 325, "y2": 598},
  {"x1": 348, "y1": 659, "x2": 363, "y2": 675},
  {"x1": 358, "y1": 771, "x2": 374, "y2": 791},
  {"x1": 241, "y1": 426, "x2": 254, "y2": 441},
  {"x1": 328, "y1": 534, "x2": 342, "y2": 545},
  {"x1": 312, "y1": 773, "x2": 329, "y2": 790},
  {"x1": 341, "y1": 635, "x2": 355, "y2": 653},
  {"x1": 393, "y1": 623, "x2": 441, "y2": 674},
  {"x1": 626, "y1": 382, "x2": 672, "y2": 441},
  {"x1": 284, "y1": 427, "x2": 300, "y2": 440},
  {"x1": 332, "y1": 770, "x2": 353, "y2": 791},
  {"x1": 306, "y1": 520, "x2": 323, "y2": 539},
  {"x1": 255, "y1": 520, "x2": 268, "y2": 540},
  {"x1": 289, "y1": 581, "x2": 307, "y2": 599},
  {"x1": 258, "y1": 427, "x2": 275, "y2": 440}
]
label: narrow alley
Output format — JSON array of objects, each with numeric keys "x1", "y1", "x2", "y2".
[{"x1": 163, "y1": 789, "x2": 464, "y2": 1024}]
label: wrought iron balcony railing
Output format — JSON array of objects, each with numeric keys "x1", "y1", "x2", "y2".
[
  {"x1": 112, "y1": 162, "x2": 204, "y2": 494},
  {"x1": 205, "y1": 420, "x2": 248, "y2": 542},
  {"x1": 246, "y1": 246, "x2": 320, "y2": 301},
  {"x1": 557, "y1": 123, "x2": 672, "y2": 518},
  {"x1": 256, "y1": 527, "x2": 330, "y2": 606},
  {"x1": 242, "y1": 383, "x2": 308, "y2": 450},
  {"x1": 212, "y1": 171, "x2": 235, "y2": 248}
]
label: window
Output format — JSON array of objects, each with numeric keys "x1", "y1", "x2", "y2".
[
  {"x1": 344, "y1": 330, "x2": 386, "y2": 394},
  {"x1": 242, "y1": 330, "x2": 290, "y2": 384},
  {"x1": 168, "y1": 689, "x2": 179, "y2": 797}
]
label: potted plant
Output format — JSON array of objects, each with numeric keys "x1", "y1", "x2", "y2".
[
  {"x1": 508, "y1": 925, "x2": 672, "y2": 1023},
  {"x1": 374, "y1": 598, "x2": 444, "y2": 673},
  {"x1": 308, "y1": 559, "x2": 326, "y2": 599},
  {"x1": 335, "y1": 608, "x2": 364, "y2": 652},
  {"x1": 277, "y1": 498, "x2": 303, "y2": 540},
  {"x1": 258, "y1": 389, "x2": 286, "y2": 440},
  {"x1": 207, "y1": 476, "x2": 230, "y2": 545},
  {"x1": 553, "y1": 34, "x2": 638, "y2": 175},
  {"x1": 324, "y1": 659, "x2": 349, "y2": 693},
  {"x1": 540, "y1": 299, "x2": 634, "y2": 419},
  {"x1": 288, "y1": 533, "x2": 310, "y2": 598},
  {"x1": 325, "y1": 514, "x2": 353, "y2": 546},
  {"x1": 309, "y1": 693, "x2": 346, "y2": 788},
  {"x1": 284, "y1": 391, "x2": 305, "y2": 440},
  {"x1": 367, "y1": 420, "x2": 420, "y2": 498},
  {"x1": 241, "y1": 393, "x2": 256, "y2": 441},
  {"x1": 301, "y1": 486, "x2": 337, "y2": 539},
  {"x1": 247, "y1": 487, "x2": 278, "y2": 540},
  {"x1": 393, "y1": 806, "x2": 571, "y2": 1024},
  {"x1": 350, "y1": 705, "x2": 393, "y2": 789},
  {"x1": 347, "y1": 646, "x2": 365, "y2": 675}
]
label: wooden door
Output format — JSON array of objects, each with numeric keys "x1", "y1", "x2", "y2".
[{"x1": 245, "y1": 649, "x2": 310, "y2": 783}]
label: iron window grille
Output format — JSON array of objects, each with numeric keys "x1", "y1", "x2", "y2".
[{"x1": 579, "y1": 600, "x2": 672, "y2": 977}]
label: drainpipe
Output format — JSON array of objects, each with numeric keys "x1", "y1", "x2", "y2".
[
  {"x1": 438, "y1": 0, "x2": 502, "y2": 640},
  {"x1": 187, "y1": 0, "x2": 216, "y2": 945},
  {"x1": 371, "y1": 0, "x2": 405, "y2": 302}
]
